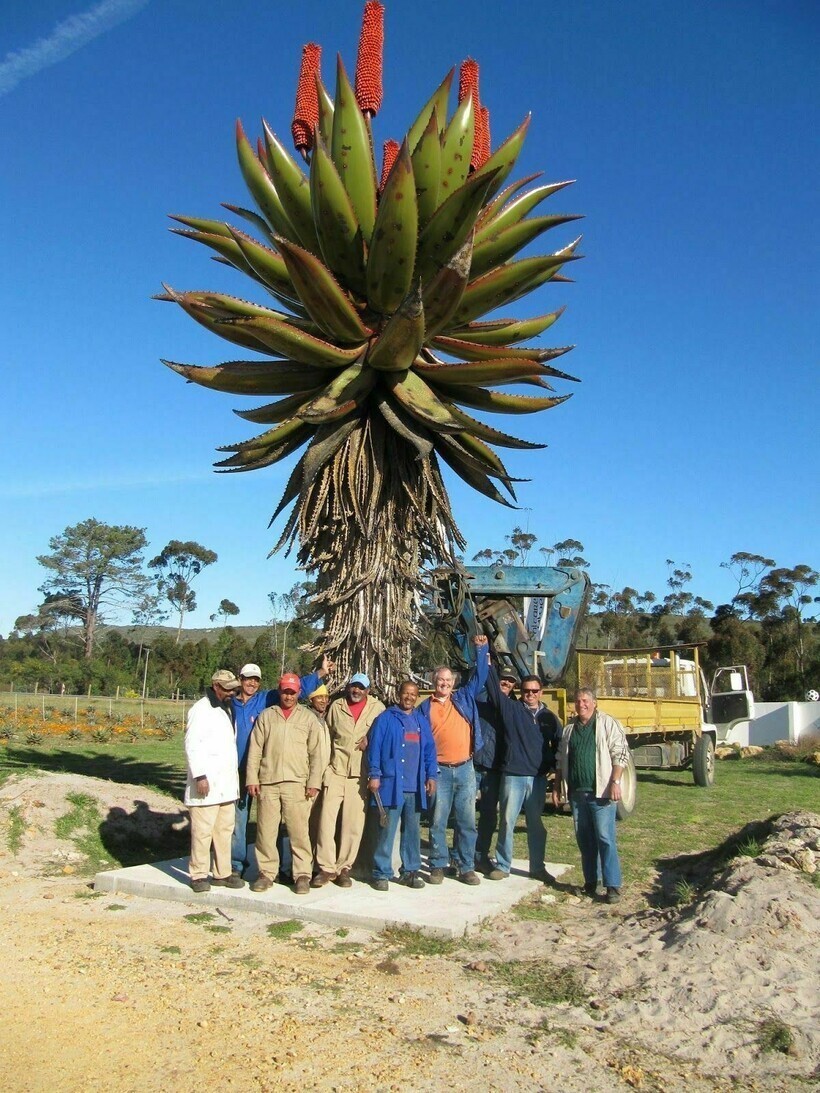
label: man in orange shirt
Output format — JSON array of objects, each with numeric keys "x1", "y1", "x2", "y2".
[{"x1": 419, "y1": 635, "x2": 491, "y2": 885}]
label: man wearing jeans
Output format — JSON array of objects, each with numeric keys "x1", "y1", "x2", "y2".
[
  {"x1": 483, "y1": 667, "x2": 561, "y2": 880},
  {"x1": 419, "y1": 635, "x2": 490, "y2": 885},
  {"x1": 367, "y1": 681, "x2": 437, "y2": 891},
  {"x1": 552, "y1": 687, "x2": 630, "y2": 904}
]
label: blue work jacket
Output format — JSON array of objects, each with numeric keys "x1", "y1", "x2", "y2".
[
  {"x1": 367, "y1": 705, "x2": 438, "y2": 809},
  {"x1": 418, "y1": 644, "x2": 490, "y2": 759},
  {"x1": 232, "y1": 671, "x2": 321, "y2": 774}
]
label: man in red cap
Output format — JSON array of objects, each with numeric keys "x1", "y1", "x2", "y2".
[{"x1": 245, "y1": 672, "x2": 325, "y2": 895}]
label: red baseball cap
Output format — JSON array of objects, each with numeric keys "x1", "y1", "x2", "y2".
[{"x1": 278, "y1": 672, "x2": 300, "y2": 694}]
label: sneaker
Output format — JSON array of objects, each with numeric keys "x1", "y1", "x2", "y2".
[
  {"x1": 458, "y1": 870, "x2": 481, "y2": 886},
  {"x1": 294, "y1": 875, "x2": 311, "y2": 895},
  {"x1": 334, "y1": 868, "x2": 353, "y2": 888},
  {"x1": 211, "y1": 873, "x2": 245, "y2": 889},
  {"x1": 250, "y1": 874, "x2": 273, "y2": 893},
  {"x1": 190, "y1": 878, "x2": 210, "y2": 894},
  {"x1": 397, "y1": 871, "x2": 425, "y2": 889},
  {"x1": 486, "y1": 868, "x2": 509, "y2": 881},
  {"x1": 371, "y1": 878, "x2": 389, "y2": 892},
  {"x1": 310, "y1": 871, "x2": 335, "y2": 889},
  {"x1": 428, "y1": 867, "x2": 445, "y2": 885},
  {"x1": 606, "y1": 886, "x2": 621, "y2": 904}
]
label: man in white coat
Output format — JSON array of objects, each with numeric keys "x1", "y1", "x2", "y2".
[{"x1": 185, "y1": 669, "x2": 245, "y2": 893}]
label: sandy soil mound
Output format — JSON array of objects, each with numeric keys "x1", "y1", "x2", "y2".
[{"x1": 0, "y1": 770, "x2": 817, "y2": 1091}]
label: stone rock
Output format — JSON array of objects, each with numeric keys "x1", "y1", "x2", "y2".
[{"x1": 740, "y1": 746, "x2": 764, "y2": 758}]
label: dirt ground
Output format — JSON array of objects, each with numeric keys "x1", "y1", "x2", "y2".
[{"x1": 0, "y1": 771, "x2": 818, "y2": 1092}]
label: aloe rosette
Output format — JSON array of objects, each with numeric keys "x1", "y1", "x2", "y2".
[{"x1": 159, "y1": 1, "x2": 582, "y2": 684}]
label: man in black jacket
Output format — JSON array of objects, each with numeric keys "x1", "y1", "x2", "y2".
[{"x1": 483, "y1": 665, "x2": 561, "y2": 880}]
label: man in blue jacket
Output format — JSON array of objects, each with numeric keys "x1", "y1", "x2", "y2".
[
  {"x1": 230, "y1": 654, "x2": 333, "y2": 878},
  {"x1": 483, "y1": 664, "x2": 561, "y2": 881},
  {"x1": 367, "y1": 681, "x2": 437, "y2": 891},
  {"x1": 419, "y1": 635, "x2": 490, "y2": 885}
]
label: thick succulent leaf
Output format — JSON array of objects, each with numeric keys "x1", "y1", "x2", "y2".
[
  {"x1": 218, "y1": 415, "x2": 309, "y2": 454},
  {"x1": 415, "y1": 358, "x2": 559, "y2": 386},
  {"x1": 433, "y1": 435, "x2": 515, "y2": 506},
  {"x1": 366, "y1": 140, "x2": 419, "y2": 314},
  {"x1": 309, "y1": 135, "x2": 367, "y2": 297},
  {"x1": 216, "y1": 312, "x2": 363, "y2": 368},
  {"x1": 235, "y1": 120, "x2": 298, "y2": 240},
  {"x1": 262, "y1": 122, "x2": 322, "y2": 256},
  {"x1": 470, "y1": 114, "x2": 531, "y2": 200},
  {"x1": 366, "y1": 282, "x2": 425, "y2": 372},
  {"x1": 331, "y1": 55, "x2": 377, "y2": 240},
  {"x1": 458, "y1": 431, "x2": 519, "y2": 480},
  {"x1": 316, "y1": 75, "x2": 335, "y2": 146},
  {"x1": 385, "y1": 369, "x2": 461, "y2": 432},
  {"x1": 448, "y1": 309, "x2": 565, "y2": 345},
  {"x1": 474, "y1": 181, "x2": 576, "y2": 243},
  {"x1": 422, "y1": 236, "x2": 472, "y2": 340},
  {"x1": 452, "y1": 241, "x2": 582, "y2": 326},
  {"x1": 275, "y1": 236, "x2": 372, "y2": 344},
  {"x1": 159, "y1": 291, "x2": 282, "y2": 355},
  {"x1": 374, "y1": 393, "x2": 434, "y2": 458},
  {"x1": 410, "y1": 110, "x2": 441, "y2": 226},
  {"x1": 446, "y1": 404, "x2": 546, "y2": 449},
  {"x1": 228, "y1": 228, "x2": 300, "y2": 300},
  {"x1": 431, "y1": 335, "x2": 573, "y2": 364},
  {"x1": 215, "y1": 422, "x2": 313, "y2": 470},
  {"x1": 157, "y1": 287, "x2": 320, "y2": 334},
  {"x1": 470, "y1": 214, "x2": 584, "y2": 279},
  {"x1": 171, "y1": 228, "x2": 266, "y2": 285},
  {"x1": 221, "y1": 203, "x2": 276, "y2": 243},
  {"x1": 439, "y1": 93, "x2": 475, "y2": 199},
  {"x1": 299, "y1": 358, "x2": 376, "y2": 422},
  {"x1": 170, "y1": 214, "x2": 233, "y2": 237},
  {"x1": 406, "y1": 69, "x2": 453, "y2": 152},
  {"x1": 269, "y1": 416, "x2": 359, "y2": 525},
  {"x1": 162, "y1": 358, "x2": 324, "y2": 396},
  {"x1": 432, "y1": 383, "x2": 570, "y2": 415},
  {"x1": 474, "y1": 173, "x2": 541, "y2": 231},
  {"x1": 414, "y1": 166, "x2": 500, "y2": 286},
  {"x1": 232, "y1": 387, "x2": 326, "y2": 423}
]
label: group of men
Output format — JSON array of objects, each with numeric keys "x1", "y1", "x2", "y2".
[{"x1": 184, "y1": 640, "x2": 629, "y2": 903}]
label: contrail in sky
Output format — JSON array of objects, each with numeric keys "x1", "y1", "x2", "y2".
[{"x1": 0, "y1": 0, "x2": 149, "y2": 98}]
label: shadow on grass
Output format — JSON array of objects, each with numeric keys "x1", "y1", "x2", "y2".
[
  {"x1": 648, "y1": 816, "x2": 776, "y2": 908},
  {"x1": 0, "y1": 746, "x2": 185, "y2": 799}
]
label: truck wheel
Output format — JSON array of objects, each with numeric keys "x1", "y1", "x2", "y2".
[
  {"x1": 616, "y1": 752, "x2": 637, "y2": 821},
  {"x1": 693, "y1": 734, "x2": 715, "y2": 787}
]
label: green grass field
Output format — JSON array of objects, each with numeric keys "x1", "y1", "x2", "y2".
[{"x1": 1, "y1": 738, "x2": 816, "y2": 890}]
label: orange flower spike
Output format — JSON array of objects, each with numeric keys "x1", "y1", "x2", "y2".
[
  {"x1": 458, "y1": 57, "x2": 480, "y2": 106},
  {"x1": 473, "y1": 104, "x2": 491, "y2": 169},
  {"x1": 355, "y1": 1, "x2": 385, "y2": 116},
  {"x1": 379, "y1": 139, "x2": 400, "y2": 191},
  {"x1": 292, "y1": 42, "x2": 322, "y2": 160}
]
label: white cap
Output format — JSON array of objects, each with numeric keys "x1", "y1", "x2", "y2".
[{"x1": 239, "y1": 663, "x2": 262, "y2": 679}]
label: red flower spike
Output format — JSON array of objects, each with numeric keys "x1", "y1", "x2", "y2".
[
  {"x1": 292, "y1": 42, "x2": 322, "y2": 156},
  {"x1": 355, "y1": 1, "x2": 384, "y2": 116},
  {"x1": 379, "y1": 139, "x2": 400, "y2": 191},
  {"x1": 472, "y1": 104, "x2": 491, "y2": 169},
  {"x1": 458, "y1": 57, "x2": 480, "y2": 106}
]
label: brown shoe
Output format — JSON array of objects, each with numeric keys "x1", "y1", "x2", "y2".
[
  {"x1": 211, "y1": 874, "x2": 245, "y2": 889},
  {"x1": 427, "y1": 868, "x2": 445, "y2": 885},
  {"x1": 190, "y1": 878, "x2": 210, "y2": 894},
  {"x1": 250, "y1": 874, "x2": 273, "y2": 893},
  {"x1": 310, "y1": 870, "x2": 335, "y2": 889},
  {"x1": 294, "y1": 875, "x2": 311, "y2": 895},
  {"x1": 486, "y1": 868, "x2": 509, "y2": 881},
  {"x1": 334, "y1": 868, "x2": 352, "y2": 888},
  {"x1": 458, "y1": 870, "x2": 481, "y2": 886}
]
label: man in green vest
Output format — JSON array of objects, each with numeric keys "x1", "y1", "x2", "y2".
[{"x1": 553, "y1": 687, "x2": 629, "y2": 903}]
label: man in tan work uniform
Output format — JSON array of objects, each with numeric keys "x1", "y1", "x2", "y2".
[
  {"x1": 246, "y1": 672, "x2": 324, "y2": 895},
  {"x1": 312, "y1": 672, "x2": 385, "y2": 889}
]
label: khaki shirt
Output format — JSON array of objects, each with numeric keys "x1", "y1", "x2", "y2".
[
  {"x1": 246, "y1": 704, "x2": 324, "y2": 789},
  {"x1": 325, "y1": 694, "x2": 386, "y2": 778}
]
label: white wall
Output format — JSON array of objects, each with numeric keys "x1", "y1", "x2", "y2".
[{"x1": 724, "y1": 701, "x2": 820, "y2": 746}]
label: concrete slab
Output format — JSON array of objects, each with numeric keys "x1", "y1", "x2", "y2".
[{"x1": 94, "y1": 857, "x2": 571, "y2": 939}]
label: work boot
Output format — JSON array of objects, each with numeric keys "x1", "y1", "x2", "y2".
[
  {"x1": 334, "y1": 868, "x2": 353, "y2": 888},
  {"x1": 486, "y1": 868, "x2": 509, "y2": 881},
  {"x1": 294, "y1": 875, "x2": 311, "y2": 895},
  {"x1": 310, "y1": 870, "x2": 335, "y2": 889},
  {"x1": 458, "y1": 870, "x2": 481, "y2": 886},
  {"x1": 427, "y1": 867, "x2": 445, "y2": 885},
  {"x1": 211, "y1": 874, "x2": 245, "y2": 889},
  {"x1": 583, "y1": 882, "x2": 598, "y2": 897},
  {"x1": 250, "y1": 874, "x2": 273, "y2": 893},
  {"x1": 371, "y1": 878, "x2": 389, "y2": 892},
  {"x1": 190, "y1": 878, "x2": 210, "y2": 894},
  {"x1": 606, "y1": 886, "x2": 621, "y2": 904},
  {"x1": 397, "y1": 871, "x2": 425, "y2": 889}
]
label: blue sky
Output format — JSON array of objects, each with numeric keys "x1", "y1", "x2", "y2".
[{"x1": 1, "y1": 0, "x2": 817, "y2": 637}]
